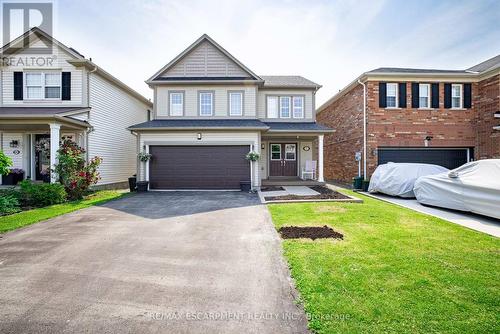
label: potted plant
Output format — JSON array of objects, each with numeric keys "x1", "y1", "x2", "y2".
[
  {"x1": 40, "y1": 168, "x2": 51, "y2": 183},
  {"x1": 0, "y1": 151, "x2": 13, "y2": 185},
  {"x1": 137, "y1": 151, "x2": 152, "y2": 192},
  {"x1": 245, "y1": 151, "x2": 260, "y2": 162},
  {"x1": 10, "y1": 168, "x2": 25, "y2": 184}
]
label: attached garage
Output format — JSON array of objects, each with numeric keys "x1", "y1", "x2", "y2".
[
  {"x1": 148, "y1": 145, "x2": 251, "y2": 189},
  {"x1": 377, "y1": 147, "x2": 471, "y2": 170}
]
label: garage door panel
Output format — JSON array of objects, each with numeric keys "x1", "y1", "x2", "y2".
[
  {"x1": 149, "y1": 145, "x2": 250, "y2": 189},
  {"x1": 378, "y1": 148, "x2": 468, "y2": 170}
]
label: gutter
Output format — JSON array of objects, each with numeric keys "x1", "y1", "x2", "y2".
[
  {"x1": 127, "y1": 126, "x2": 270, "y2": 131},
  {"x1": 357, "y1": 79, "x2": 367, "y2": 180}
]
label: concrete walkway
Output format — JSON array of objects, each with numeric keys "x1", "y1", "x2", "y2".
[
  {"x1": 365, "y1": 192, "x2": 500, "y2": 237},
  {"x1": 0, "y1": 192, "x2": 308, "y2": 333}
]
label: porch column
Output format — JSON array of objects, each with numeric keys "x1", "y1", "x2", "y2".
[
  {"x1": 49, "y1": 123, "x2": 61, "y2": 183},
  {"x1": 318, "y1": 134, "x2": 324, "y2": 182}
]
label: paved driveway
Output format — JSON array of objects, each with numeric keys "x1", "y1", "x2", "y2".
[{"x1": 0, "y1": 192, "x2": 308, "y2": 333}]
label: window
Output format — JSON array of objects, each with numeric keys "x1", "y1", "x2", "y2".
[
  {"x1": 270, "y1": 144, "x2": 281, "y2": 160},
  {"x1": 386, "y1": 83, "x2": 398, "y2": 108},
  {"x1": 25, "y1": 72, "x2": 61, "y2": 99},
  {"x1": 169, "y1": 92, "x2": 183, "y2": 116},
  {"x1": 292, "y1": 96, "x2": 304, "y2": 118},
  {"x1": 451, "y1": 84, "x2": 462, "y2": 108},
  {"x1": 229, "y1": 92, "x2": 243, "y2": 116},
  {"x1": 199, "y1": 92, "x2": 213, "y2": 116},
  {"x1": 285, "y1": 144, "x2": 296, "y2": 160},
  {"x1": 419, "y1": 84, "x2": 430, "y2": 108},
  {"x1": 267, "y1": 96, "x2": 278, "y2": 118},
  {"x1": 280, "y1": 96, "x2": 291, "y2": 118}
]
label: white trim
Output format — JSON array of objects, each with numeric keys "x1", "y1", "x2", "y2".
[
  {"x1": 318, "y1": 134, "x2": 324, "y2": 182},
  {"x1": 284, "y1": 143, "x2": 297, "y2": 161},
  {"x1": 292, "y1": 96, "x2": 304, "y2": 118},
  {"x1": 451, "y1": 83, "x2": 463, "y2": 109},
  {"x1": 279, "y1": 96, "x2": 291, "y2": 118},
  {"x1": 418, "y1": 83, "x2": 431, "y2": 109},
  {"x1": 386, "y1": 83, "x2": 398, "y2": 108},
  {"x1": 229, "y1": 91, "x2": 243, "y2": 116},
  {"x1": 270, "y1": 143, "x2": 281, "y2": 160}
]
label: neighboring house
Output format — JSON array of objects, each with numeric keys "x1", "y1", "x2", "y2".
[
  {"x1": 129, "y1": 34, "x2": 332, "y2": 190},
  {"x1": 316, "y1": 55, "x2": 500, "y2": 183},
  {"x1": 0, "y1": 28, "x2": 152, "y2": 187}
]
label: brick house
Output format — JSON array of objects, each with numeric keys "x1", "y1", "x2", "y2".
[{"x1": 316, "y1": 55, "x2": 500, "y2": 183}]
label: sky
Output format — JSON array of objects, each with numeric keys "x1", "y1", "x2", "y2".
[{"x1": 8, "y1": 0, "x2": 500, "y2": 106}]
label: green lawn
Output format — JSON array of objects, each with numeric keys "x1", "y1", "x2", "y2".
[
  {"x1": 268, "y1": 191, "x2": 500, "y2": 334},
  {"x1": 0, "y1": 190, "x2": 128, "y2": 233}
]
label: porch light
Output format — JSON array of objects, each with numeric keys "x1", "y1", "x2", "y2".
[
  {"x1": 9, "y1": 140, "x2": 19, "y2": 148},
  {"x1": 261, "y1": 144, "x2": 265, "y2": 150},
  {"x1": 197, "y1": 133, "x2": 202, "y2": 140}
]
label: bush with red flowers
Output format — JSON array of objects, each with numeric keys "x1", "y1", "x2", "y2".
[{"x1": 54, "y1": 140, "x2": 102, "y2": 200}]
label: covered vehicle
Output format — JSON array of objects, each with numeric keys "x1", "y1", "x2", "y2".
[
  {"x1": 414, "y1": 159, "x2": 500, "y2": 219},
  {"x1": 368, "y1": 162, "x2": 449, "y2": 198}
]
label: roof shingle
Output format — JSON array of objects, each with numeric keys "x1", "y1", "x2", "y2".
[{"x1": 260, "y1": 75, "x2": 321, "y2": 88}]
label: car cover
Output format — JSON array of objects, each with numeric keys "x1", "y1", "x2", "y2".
[
  {"x1": 368, "y1": 162, "x2": 449, "y2": 198},
  {"x1": 414, "y1": 159, "x2": 500, "y2": 219}
]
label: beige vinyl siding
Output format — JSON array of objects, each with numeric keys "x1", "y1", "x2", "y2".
[
  {"x1": 138, "y1": 131, "x2": 260, "y2": 187},
  {"x1": 1, "y1": 45, "x2": 84, "y2": 107},
  {"x1": 87, "y1": 74, "x2": 148, "y2": 186},
  {"x1": 156, "y1": 85, "x2": 257, "y2": 118},
  {"x1": 160, "y1": 41, "x2": 249, "y2": 78},
  {"x1": 257, "y1": 89, "x2": 314, "y2": 121},
  {"x1": 1, "y1": 133, "x2": 24, "y2": 169}
]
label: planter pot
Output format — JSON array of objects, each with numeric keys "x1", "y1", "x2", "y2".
[
  {"x1": 362, "y1": 180, "x2": 370, "y2": 192},
  {"x1": 136, "y1": 181, "x2": 149, "y2": 192},
  {"x1": 128, "y1": 176, "x2": 137, "y2": 192},
  {"x1": 352, "y1": 176, "x2": 363, "y2": 190},
  {"x1": 1, "y1": 173, "x2": 15, "y2": 185},
  {"x1": 14, "y1": 172, "x2": 24, "y2": 184},
  {"x1": 240, "y1": 181, "x2": 251, "y2": 192}
]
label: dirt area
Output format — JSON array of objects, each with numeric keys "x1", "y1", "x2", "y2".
[
  {"x1": 264, "y1": 186, "x2": 349, "y2": 201},
  {"x1": 278, "y1": 225, "x2": 344, "y2": 240},
  {"x1": 260, "y1": 186, "x2": 285, "y2": 192}
]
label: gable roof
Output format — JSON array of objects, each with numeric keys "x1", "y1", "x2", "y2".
[
  {"x1": 467, "y1": 54, "x2": 500, "y2": 73},
  {"x1": 260, "y1": 75, "x2": 321, "y2": 89},
  {"x1": 146, "y1": 34, "x2": 263, "y2": 84}
]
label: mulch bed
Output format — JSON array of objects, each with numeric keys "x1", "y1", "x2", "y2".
[
  {"x1": 260, "y1": 186, "x2": 285, "y2": 192},
  {"x1": 264, "y1": 185, "x2": 349, "y2": 201},
  {"x1": 278, "y1": 225, "x2": 344, "y2": 240}
]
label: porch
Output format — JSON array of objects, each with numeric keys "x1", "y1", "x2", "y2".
[{"x1": 261, "y1": 177, "x2": 324, "y2": 186}]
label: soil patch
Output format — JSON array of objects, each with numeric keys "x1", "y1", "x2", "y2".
[
  {"x1": 264, "y1": 186, "x2": 349, "y2": 201},
  {"x1": 260, "y1": 186, "x2": 285, "y2": 192},
  {"x1": 278, "y1": 225, "x2": 344, "y2": 240}
]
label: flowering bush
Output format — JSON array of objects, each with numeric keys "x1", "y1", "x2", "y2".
[
  {"x1": 54, "y1": 140, "x2": 102, "y2": 200},
  {"x1": 9, "y1": 168, "x2": 24, "y2": 174},
  {"x1": 245, "y1": 151, "x2": 260, "y2": 161},
  {"x1": 0, "y1": 151, "x2": 13, "y2": 175}
]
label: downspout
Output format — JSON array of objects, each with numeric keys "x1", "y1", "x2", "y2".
[
  {"x1": 85, "y1": 64, "x2": 98, "y2": 162},
  {"x1": 357, "y1": 79, "x2": 367, "y2": 180}
]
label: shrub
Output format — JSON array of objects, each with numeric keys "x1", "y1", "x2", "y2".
[
  {"x1": 0, "y1": 151, "x2": 13, "y2": 175},
  {"x1": 19, "y1": 180, "x2": 67, "y2": 207},
  {"x1": 54, "y1": 140, "x2": 102, "y2": 200},
  {"x1": 0, "y1": 192, "x2": 20, "y2": 215}
]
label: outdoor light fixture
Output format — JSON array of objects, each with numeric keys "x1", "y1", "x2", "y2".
[
  {"x1": 261, "y1": 143, "x2": 265, "y2": 149},
  {"x1": 424, "y1": 136, "x2": 433, "y2": 147},
  {"x1": 9, "y1": 140, "x2": 19, "y2": 148},
  {"x1": 197, "y1": 133, "x2": 202, "y2": 140}
]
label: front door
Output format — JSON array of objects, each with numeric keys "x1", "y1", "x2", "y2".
[
  {"x1": 35, "y1": 134, "x2": 51, "y2": 182},
  {"x1": 269, "y1": 143, "x2": 297, "y2": 177}
]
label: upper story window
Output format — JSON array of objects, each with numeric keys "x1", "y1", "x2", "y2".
[
  {"x1": 292, "y1": 96, "x2": 304, "y2": 118},
  {"x1": 386, "y1": 83, "x2": 398, "y2": 108},
  {"x1": 419, "y1": 84, "x2": 430, "y2": 108},
  {"x1": 25, "y1": 72, "x2": 61, "y2": 100},
  {"x1": 279, "y1": 96, "x2": 291, "y2": 118},
  {"x1": 451, "y1": 84, "x2": 462, "y2": 108},
  {"x1": 229, "y1": 91, "x2": 243, "y2": 116},
  {"x1": 199, "y1": 91, "x2": 214, "y2": 116},
  {"x1": 169, "y1": 92, "x2": 184, "y2": 116},
  {"x1": 267, "y1": 96, "x2": 278, "y2": 118}
]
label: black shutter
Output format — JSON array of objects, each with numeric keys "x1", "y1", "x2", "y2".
[
  {"x1": 398, "y1": 83, "x2": 406, "y2": 108},
  {"x1": 431, "y1": 83, "x2": 439, "y2": 108},
  {"x1": 411, "y1": 83, "x2": 419, "y2": 108},
  {"x1": 444, "y1": 83, "x2": 452, "y2": 109},
  {"x1": 14, "y1": 72, "x2": 23, "y2": 100},
  {"x1": 379, "y1": 82, "x2": 387, "y2": 108},
  {"x1": 463, "y1": 83, "x2": 472, "y2": 108},
  {"x1": 62, "y1": 72, "x2": 71, "y2": 100}
]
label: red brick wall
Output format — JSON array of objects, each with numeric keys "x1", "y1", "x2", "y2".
[
  {"x1": 316, "y1": 84, "x2": 364, "y2": 182},
  {"x1": 476, "y1": 74, "x2": 500, "y2": 159}
]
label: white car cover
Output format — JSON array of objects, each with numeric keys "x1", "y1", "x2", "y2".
[
  {"x1": 414, "y1": 159, "x2": 500, "y2": 219},
  {"x1": 368, "y1": 162, "x2": 449, "y2": 198}
]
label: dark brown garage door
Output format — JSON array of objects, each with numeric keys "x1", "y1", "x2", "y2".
[{"x1": 149, "y1": 145, "x2": 250, "y2": 189}]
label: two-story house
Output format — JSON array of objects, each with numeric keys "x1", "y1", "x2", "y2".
[
  {"x1": 0, "y1": 28, "x2": 152, "y2": 187},
  {"x1": 128, "y1": 34, "x2": 332, "y2": 190},
  {"x1": 316, "y1": 55, "x2": 500, "y2": 183}
]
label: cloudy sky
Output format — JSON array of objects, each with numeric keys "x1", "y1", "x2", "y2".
[{"x1": 17, "y1": 0, "x2": 500, "y2": 105}]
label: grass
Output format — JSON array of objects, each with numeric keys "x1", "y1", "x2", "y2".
[
  {"x1": 268, "y1": 190, "x2": 500, "y2": 334},
  {"x1": 0, "y1": 190, "x2": 128, "y2": 233}
]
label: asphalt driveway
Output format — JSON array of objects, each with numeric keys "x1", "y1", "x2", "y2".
[{"x1": 0, "y1": 192, "x2": 308, "y2": 333}]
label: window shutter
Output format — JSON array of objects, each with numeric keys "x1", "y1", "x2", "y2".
[
  {"x1": 62, "y1": 72, "x2": 71, "y2": 100},
  {"x1": 379, "y1": 82, "x2": 387, "y2": 108},
  {"x1": 411, "y1": 83, "x2": 419, "y2": 108},
  {"x1": 431, "y1": 83, "x2": 439, "y2": 108},
  {"x1": 398, "y1": 83, "x2": 406, "y2": 108},
  {"x1": 14, "y1": 72, "x2": 23, "y2": 100},
  {"x1": 463, "y1": 83, "x2": 472, "y2": 108},
  {"x1": 444, "y1": 83, "x2": 452, "y2": 108}
]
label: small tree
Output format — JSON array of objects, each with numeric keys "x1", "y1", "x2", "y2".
[
  {"x1": 54, "y1": 140, "x2": 102, "y2": 200},
  {"x1": 0, "y1": 151, "x2": 13, "y2": 175}
]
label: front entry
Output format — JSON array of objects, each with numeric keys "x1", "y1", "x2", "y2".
[
  {"x1": 34, "y1": 134, "x2": 51, "y2": 182},
  {"x1": 269, "y1": 143, "x2": 297, "y2": 177}
]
